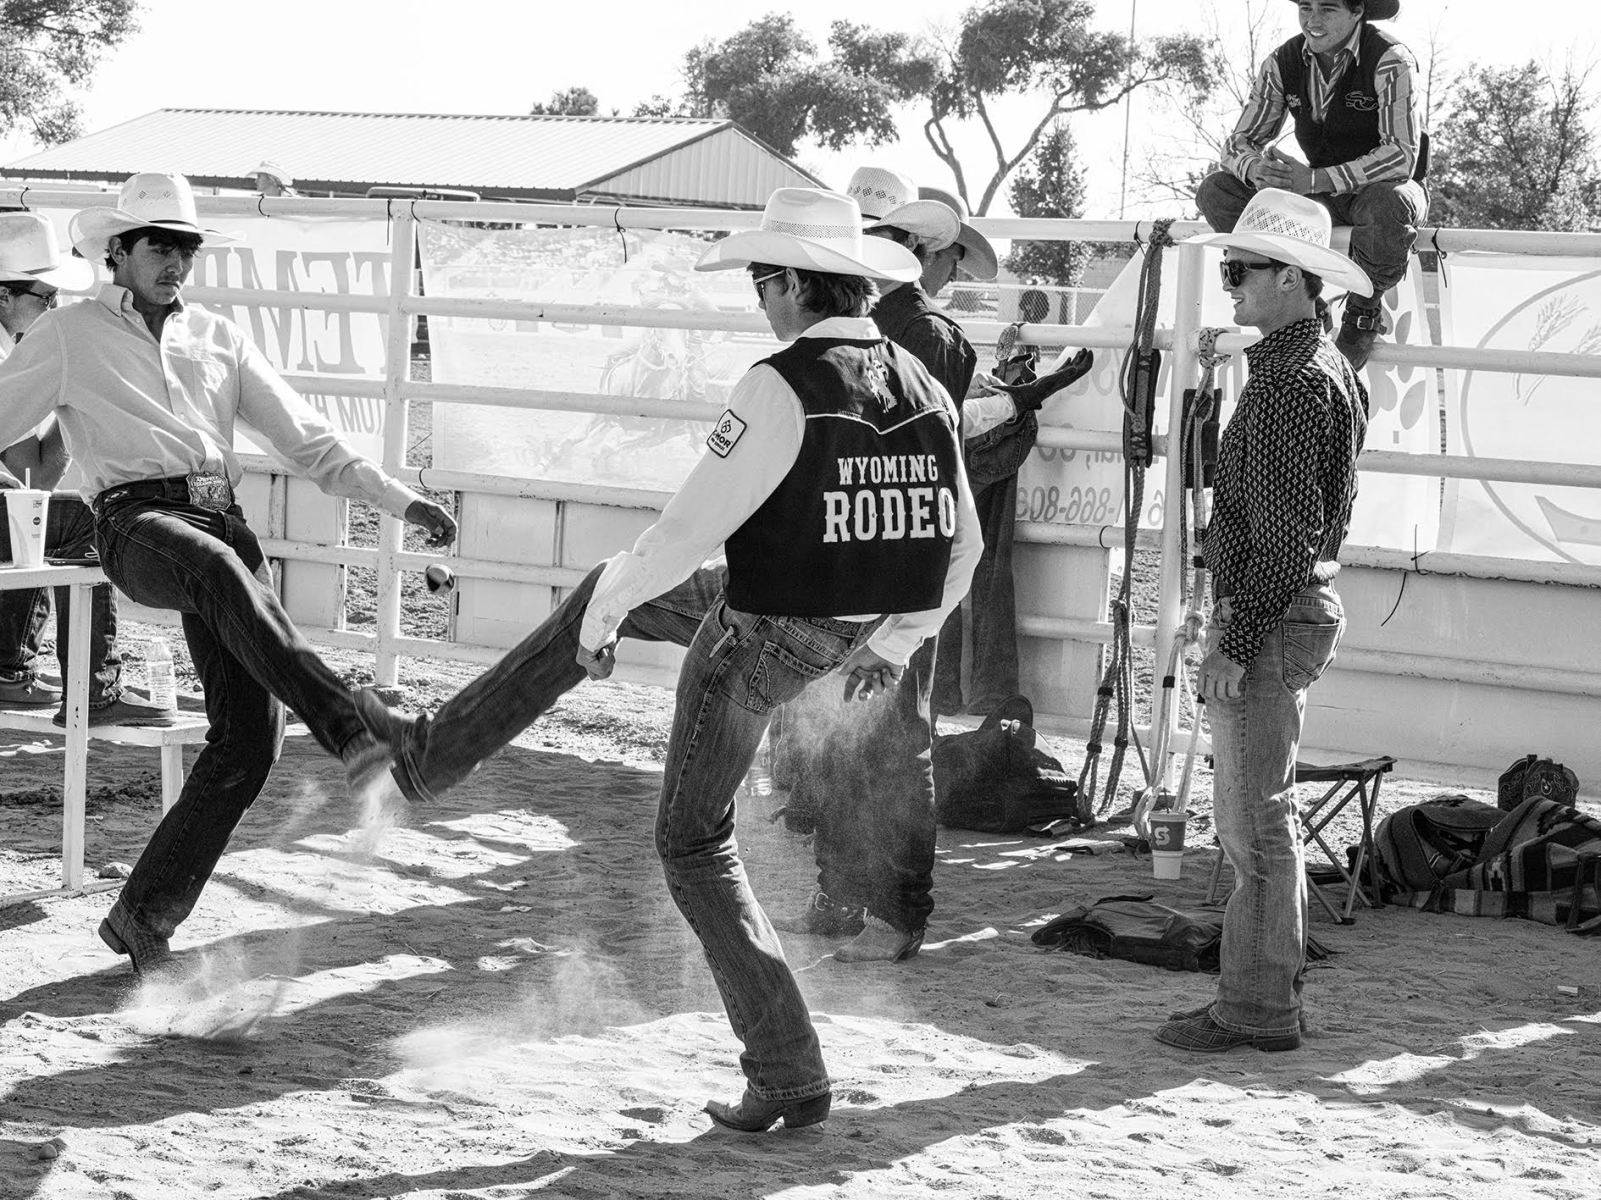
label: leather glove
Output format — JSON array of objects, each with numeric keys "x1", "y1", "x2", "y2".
[{"x1": 984, "y1": 348, "x2": 1094, "y2": 413}]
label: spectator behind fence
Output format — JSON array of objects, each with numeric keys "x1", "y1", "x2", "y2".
[
  {"x1": 0, "y1": 212, "x2": 172, "y2": 727},
  {"x1": 0, "y1": 172, "x2": 456, "y2": 976},
  {"x1": 1194, "y1": 0, "x2": 1426, "y2": 371}
]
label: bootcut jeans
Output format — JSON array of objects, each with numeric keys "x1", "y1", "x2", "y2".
[
  {"x1": 1206, "y1": 581, "x2": 1344, "y2": 1037},
  {"x1": 94, "y1": 492, "x2": 374, "y2": 936}
]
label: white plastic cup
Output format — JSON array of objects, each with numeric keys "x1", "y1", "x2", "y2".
[
  {"x1": 5, "y1": 489, "x2": 49, "y2": 568},
  {"x1": 1148, "y1": 811, "x2": 1188, "y2": 880}
]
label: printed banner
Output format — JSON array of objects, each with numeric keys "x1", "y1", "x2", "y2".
[
  {"x1": 419, "y1": 221, "x2": 775, "y2": 493},
  {"x1": 1438, "y1": 255, "x2": 1601, "y2": 563},
  {"x1": 1009, "y1": 246, "x2": 1437, "y2": 552}
]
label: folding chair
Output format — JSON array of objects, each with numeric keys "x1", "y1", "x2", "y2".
[{"x1": 1205, "y1": 755, "x2": 1396, "y2": 924}]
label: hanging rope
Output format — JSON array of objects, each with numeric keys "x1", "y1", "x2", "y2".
[{"x1": 1077, "y1": 218, "x2": 1175, "y2": 822}]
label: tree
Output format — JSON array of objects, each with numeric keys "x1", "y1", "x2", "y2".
[
  {"x1": 678, "y1": 14, "x2": 936, "y2": 158},
  {"x1": 1003, "y1": 121, "x2": 1091, "y2": 285},
  {"x1": 529, "y1": 87, "x2": 601, "y2": 117},
  {"x1": 906, "y1": 0, "x2": 1217, "y2": 214},
  {"x1": 0, "y1": 0, "x2": 140, "y2": 145},
  {"x1": 1430, "y1": 60, "x2": 1601, "y2": 231}
]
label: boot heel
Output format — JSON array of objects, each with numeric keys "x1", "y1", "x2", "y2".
[{"x1": 97, "y1": 918, "x2": 128, "y2": 956}]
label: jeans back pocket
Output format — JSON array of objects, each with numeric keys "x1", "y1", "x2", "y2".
[{"x1": 1281, "y1": 611, "x2": 1344, "y2": 691}]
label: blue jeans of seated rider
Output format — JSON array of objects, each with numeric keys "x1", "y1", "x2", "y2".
[
  {"x1": 1196, "y1": 170, "x2": 1427, "y2": 300},
  {"x1": 0, "y1": 494, "x2": 122, "y2": 703},
  {"x1": 93, "y1": 496, "x2": 367, "y2": 936},
  {"x1": 808, "y1": 633, "x2": 938, "y2": 932},
  {"x1": 661, "y1": 599, "x2": 866, "y2": 1102},
  {"x1": 1207, "y1": 582, "x2": 1344, "y2": 1038},
  {"x1": 395, "y1": 562, "x2": 727, "y2": 802}
]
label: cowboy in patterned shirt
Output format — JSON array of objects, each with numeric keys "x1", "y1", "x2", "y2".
[
  {"x1": 1156, "y1": 189, "x2": 1370, "y2": 1055},
  {"x1": 1195, "y1": 0, "x2": 1426, "y2": 371}
]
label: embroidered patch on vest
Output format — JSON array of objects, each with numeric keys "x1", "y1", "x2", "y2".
[
  {"x1": 707, "y1": 409, "x2": 747, "y2": 458},
  {"x1": 1343, "y1": 91, "x2": 1379, "y2": 112}
]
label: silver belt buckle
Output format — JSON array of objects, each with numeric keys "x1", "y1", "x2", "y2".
[{"x1": 186, "y1": 471, "x2": 233, "y2": 512}]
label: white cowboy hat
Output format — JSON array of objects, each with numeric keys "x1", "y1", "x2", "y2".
[
  {"x1": 694, "y1": 188, "x2": 921, "y2": 283},
  {"x1": 844, "y1": 166, "x2": 960, "y2": 252},
  {"x1": 0, "y1": 212, "x2": 94, "y2": 292},
  {"x1": 68, "y1": 172, "x2": 238, "y2": 260},
  {"x1": 1185, "y1": 188, "x2": 1373, "y2": 297},
  {"x1": 917, "y1": 185, "x2": 999, "y2": 282},
  {"x1": 1289, "y1": 0, "x2": 1397, "y2": 18},
  {"x1": 251, "y1": 160, "x2": 293, "y2": 186}
]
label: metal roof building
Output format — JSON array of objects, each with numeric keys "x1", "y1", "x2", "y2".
[{"x1": 0, "y1": 108, "x2": 823, "y2": 208}]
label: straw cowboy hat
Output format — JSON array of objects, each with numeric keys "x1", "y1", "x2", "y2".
[
  {"x1": 69, "y1": 172, "x2": 238, "y2": 260},
  {"x1": 694, "y1": 188, "x2": 921, "y2": 283},
  {"x1": 917, "y1": 185, "x2": 999, "y2": 282},
  {"x1": 0, "y1": 212, "x2": 93, "y2": 292},
  {"x1": 1292, "y1": 0, "x2": 1398, "y2": 18},
  {"x1": 843, "y1": 167, "x2": 960, "y2": 252},
  {"x1": 1185, "y1": 188, "x2": 1373, "y2": 297}
]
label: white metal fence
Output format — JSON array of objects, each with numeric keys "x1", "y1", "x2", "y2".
[{"x1": 7, "y1": 187, "x2": 1601, "y2": 780}]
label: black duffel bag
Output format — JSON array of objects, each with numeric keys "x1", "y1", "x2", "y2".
[{"x1": 932, "y1": 696, "x2": 1079, "y2": 833}]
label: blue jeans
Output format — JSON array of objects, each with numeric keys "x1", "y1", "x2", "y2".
[
  {"x1": 660, "y1": 600, "x2": 866, "y2": 1100},
  {"x1": 94, "y1": 492, "x2": 371, "y2": 936},
  {"x1": 0, "y1": 494, "x2": 122, "y2": 704},
  {"x1": 783, "y1": 635, "x2": 938, "y2": 931},
  {"x1": 1207, "y1": 582, "x2": 1344, "y2": 1037},
  {"x1": 934, "y1": 471, "x2": 1020, "y2": 715},
  {"x1": 394, "y1": 563, "x2": 725, "y2": 800},
  {"x1": 1196, "y1": 171, "x2": 1428, "y2": 302}
]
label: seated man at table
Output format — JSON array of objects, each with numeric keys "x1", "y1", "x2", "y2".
[{"x1": 0, "y1": 212, "x2": 171, "y2": 725}]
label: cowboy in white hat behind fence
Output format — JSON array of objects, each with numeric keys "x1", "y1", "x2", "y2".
[
  {"x1": 0, "y1": 212, "x2": 171, "y2": 725},
  {"x1": 0, "y1": 172, "x2": 457, "y2": 975},
  {"x1": 1156, "y1": 188, "x2": 1370, "y2": 1054},
  {"x1": 1196, "y1": 0, "x2": 1425, "y2": 371}
]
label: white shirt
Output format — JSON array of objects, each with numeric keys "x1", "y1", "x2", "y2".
[
  {"x1": 581, "y1": 316, "x2": 983, "y2": 666},
  {"x1": 0, "y1": 285, "x2": 419, "y2": 516}
]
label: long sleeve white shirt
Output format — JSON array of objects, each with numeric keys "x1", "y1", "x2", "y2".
[
  {"x1": 0, "y1": 285, "x2": 419, "y2": 516},
  {"x1": 580, "y1": 316, "x2": 982, "y2": 666}
]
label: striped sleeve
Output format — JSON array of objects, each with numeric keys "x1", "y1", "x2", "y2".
[
  {"x1": 1315, "y1": 43, "x2": 1422, "y2": 193},
  {"x1": 1220, "y1": 54, "x2": 1291, "y2": 184}
]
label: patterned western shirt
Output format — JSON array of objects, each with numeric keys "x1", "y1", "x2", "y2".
[
  {"x1": 1222, "y1": 23, "x2": 1422, "y2": 194},
  {"x1": 1204, "y1": 317, "x2": 1368, "y2": 667}
]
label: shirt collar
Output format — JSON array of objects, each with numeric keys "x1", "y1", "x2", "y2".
[
  {"x1": 1244, "y1": 316, "x2": 1325, "y2": 364},
  {"x1": 799, "y1": 315, "x2": 881, "y2": 340},
  {"x1": 95, "y1": 282, "x2": 186, "y2": 325}
]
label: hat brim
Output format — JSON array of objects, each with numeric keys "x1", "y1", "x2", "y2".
[
  {"x1": 694, "y1": 229, "x2": 921, "y2": 283},
  {"x1": 1183, "y1": 229, "x2": 1373, "y2": 297},
  {"x1": 68, "y1": 208, "x2": 239, "y2": 261},
  {"x1": 953, "y1": 223, "x2": 999, "y2": 281},
  {"x1": 865, "y1": 201, "x2": 960, "y2": 251},
  {"x1": 0, "y1": 257, "x2": 96, "y2": 293}
]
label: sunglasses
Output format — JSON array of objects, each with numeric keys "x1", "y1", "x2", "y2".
[
  {"x1": 750, "y1": 268, "x2": 785, "y2": 301},
  {"x1": 1219, "y1": 259, "x2": 1284, "y2": 288},
  {"x1": 5, "y1": 286, "x2": 57, "y2": 309}
]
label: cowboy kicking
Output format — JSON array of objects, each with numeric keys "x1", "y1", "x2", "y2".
[{"x1": 0, "y1": 173, "x2": 456, "y2": 974}]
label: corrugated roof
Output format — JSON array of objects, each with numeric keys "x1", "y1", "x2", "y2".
[{"x1": 0, "y1": 108, "x2": 823, "y2": 208}]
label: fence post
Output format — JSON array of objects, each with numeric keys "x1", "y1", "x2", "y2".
[
  {"x1": 1151, "y1": 241, "x2": 1207, "y2": 775},
  {"x1": 374, "y1": 205, "x2": 417, "y2": 686}
]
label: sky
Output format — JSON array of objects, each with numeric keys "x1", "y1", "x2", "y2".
[{"x1": 1, "y1": 0, "x2": 1590, "y2": 219}]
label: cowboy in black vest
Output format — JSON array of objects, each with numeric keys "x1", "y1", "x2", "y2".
[
  {"x1": 1195, "y1": 0, "x2": 1427, "y2": 371},
  {"x1": 358, "y1": 187, "x2": 980, "y2": 1134}
]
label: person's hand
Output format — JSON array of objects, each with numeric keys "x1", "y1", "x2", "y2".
[
  {"x1": 1265, "y1": 148, "x2": 1316, "y2": 194},
  {"x1": 838, "y1": 645, "x2": 903, "y2": 702},
  {"x1": 983, "y1": 348, "x2": 1094, "y2": 412},
  {"x1": 1197, "y1": 648, "x2": 1246, "y2": 701},
  {"x1": 405, "y1": 499, "x2": 457, "y2": 548},
  {"x1": 577, "y1": 640, "x2": 617, "y2": 681}
]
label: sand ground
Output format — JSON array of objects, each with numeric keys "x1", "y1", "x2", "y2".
[{"x1": 2, "y1": 660, "x2": 1599, "y2": 1200}]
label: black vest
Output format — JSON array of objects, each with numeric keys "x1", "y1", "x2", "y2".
[
  {"x1": 724, "y1": 336, "x2": 960, "y2": 617},
  {"x1": 1276, "y1": 24, "x2": 1427, "y2": 181}
]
